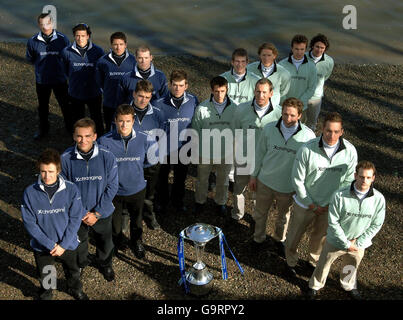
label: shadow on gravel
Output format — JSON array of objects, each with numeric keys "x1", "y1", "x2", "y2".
[
  {"x1": 0, "y1": 247, "x2": 37, "y2": 299},
  {"x1": 0, "y1": 209, "x2": 31, "y2": 251}
]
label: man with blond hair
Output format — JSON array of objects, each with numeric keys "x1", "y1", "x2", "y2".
[
  {"x1": 120, "y1": 45, "x2": 168, "y2": 105},
  {"x1": 248, "y1": 42, "x2": 291, "y2": 108}
]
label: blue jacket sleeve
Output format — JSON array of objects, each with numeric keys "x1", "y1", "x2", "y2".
[
  {"x1": 26, "y1": 39, "x2": 36, "y2": 64},
  {"x1": 21, "y1": 190, "x2": 56, "y2": 251},
  {"x1": 59, "y1": 185, "x2": 85, "y2": 249},
  {"x1": 93, "y1": 154, "x2": 119, "y2": 218}
]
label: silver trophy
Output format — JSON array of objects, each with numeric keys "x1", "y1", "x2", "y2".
[{"x1": 179, "y1": 223, "x2": 219, "y2": 296}]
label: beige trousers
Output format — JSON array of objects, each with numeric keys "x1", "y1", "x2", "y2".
[
  {"x1": 231, "y1": 172, "x2": 255, "y2": 220},
  {"x1": 285, "y1": 201, "x2": 328, "y2": 267},
  {"x1": 309, "y1": 240, "x2": 365, "y2": 291},
  {"x1": 195, "y1": 162, "x2": 232, "y2": 205},
  {"x1": 306, "y1": 98, "x2": 322, "y2": 131},
  {"x1": 253, "y1": 179, "x2": 294, "y2": 243}
]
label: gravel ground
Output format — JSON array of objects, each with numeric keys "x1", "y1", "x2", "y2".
[{"x1": 0, "y1": 42, "x2": 402, "y2": 301}]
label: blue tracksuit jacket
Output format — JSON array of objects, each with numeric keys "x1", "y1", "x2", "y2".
[
  {"x1": 21, "y1": 175, "x2": 85, "y2": 252},
  {"x1": 26, "y1": 30, "x2": 70, "y2": 84},
  {"x1": 61, "y1": 41, "x2": 105, "y2": 99},
  {"x1": 95, "y1": 50, "x2": 136, "y2": 109},
  {"x1": 97, "y1": 129, "x2": 158, "y2": 196},
  {"x1": 61, "y1": 143, "x2": 119, "y2": 218}
]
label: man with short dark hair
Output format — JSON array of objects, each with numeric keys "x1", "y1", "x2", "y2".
[
  {"x1": 61, "y1": 118, "x2": 118, "y2": 281},
  {"x1": 306, "y1": 34, "x2": 334, "y2": 131},
  {"x1": 61, "y1": 23, "x2": 105, "y2": 135},
  {"x1": 96, "y1": 32, "x2": 136, "y2": 131},
  {"x1": 192, "y1": 76, "x2": 236, "y2": 215},
  {"x1": 26, "y1": 13, "x2": 71, "y2": 140},
  {"x1": 247, "y1": 42, "x2": 291, "y2": 108},
  {"x1": 279, "y1": 35, "x2": 317, "y2": 122},
  {"x1": 248, "y1": 98, "x2": 315, "y2": 251},
  {"x1": 308, "y1": 161, "x2": 385, "y2": 300},
  {"x1": 129, "y1": 80, "x2": 165, "y2": 229},
  {"x1": 120, "y1": 46, "x2": 168, "y2": 105},
  {"x1": 221, "y1": 48, "x2": 259, "y2": 105},
  {"x1": 98, "y1": 104, "x2": 158, "y2": 259},
  {"x1": 154, "y1": 70, "x2": 199, "y2": 213},
  {"x1": 285, "y1": 112, "x2": 357, "y2": 276},
  {"x1": 21, "y1": 148, "x2": 88, "y2": 300},
  {"x1": 231, "y1": 78, "x2": 282, "y2": 221}
]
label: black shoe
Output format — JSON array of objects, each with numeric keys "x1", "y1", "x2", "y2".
[
  {"x1": 173, "y1": 204, "x2": 187, "y2": 214},
  {"x1": 100, "y1": 266, "x2": 115, "y2": 282},
  {"x1": 285, "y1": 265, "x2": 298, "y2": 278},
  {"x1": 307, "y1": 289, "x2": 318, "y2": 300},
  {"x1": 38, "y1": 289, "x2": 53, "y2": 300},
  {"x1": 154, "y1": 203, "x2": 167, "y2": 215},
  {"x1": 68, "y1": 289, "x2": 89, "y2": 300},
  {"x1": 274, "y1": 241, "x2": 286, "y2": 258},
  {"x1": 216, "y1": 204, "x2": 227, "y2": 216},
  {"x1": 192, "y1": 203, "x2": 204, "y2": 214},
  {"x1": 33, "y1": 130, "x2": 48, "y2": 141},
  {"x1": 349, "y1": 289, "x2": 362, "y2": 300},
  {"x1": 132, "y1": 241, "x2": 146, "y2": 259},
  {"x1": 113, "y1": 235, "x2": 129, "y2": 251}
]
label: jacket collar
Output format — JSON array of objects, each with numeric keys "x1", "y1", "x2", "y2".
[
  {"x1": 37, "y1": 30, "x2": 57, "y2": 43},
  {"x1": 258, "y1": 61, "x2": 277, "y2": 74},
  {"x1": 308, "y1": 50, "x2": 325, "y2": 63},
  {"x1": 108, "y1": 49, "x2": 129, "y2": 65},
  {"x1": 74, "y1": 142, "x2": 99, "y2": 160},
  {"x1": 134, "y1": 63, "x2": 155, "y2": 79},
  {"x1": 71, "y1": 40, "x2": 93, "y2": 55},
  {"x1": 350, "y1": 181, "x2": 375, "y2": 198},
  {"x1": 287, "y1": 53, "x2": 309, "y2": 65},
  {"x1": 168, "y1": 91, "x2": 189, "y2": 108},
  {"x1": 319, "y1": 135, "x2": 346, "y2": 155},
  {"x1": 37, "y1": 175, "x2": 66, "y2": 193},
  {"x1": 275, "y1": 117, "x2": 302, "y2": 138},
  {"x1": 251, "y1": 98, "x2": 274, "y2": 117},
  {"x1": 230, "y1": 68, "x2": 247, "y2": 82}
]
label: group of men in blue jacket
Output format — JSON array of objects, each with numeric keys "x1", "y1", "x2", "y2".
[{"x1": 22, "y1": 12, "x2": 386, "y2": 300}]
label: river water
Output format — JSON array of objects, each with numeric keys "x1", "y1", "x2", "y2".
[{"x1": 0, "y1": 0, "x2": 402, "y2": 64}]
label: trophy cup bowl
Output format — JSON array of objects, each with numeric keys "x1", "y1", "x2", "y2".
[{"x1": 181, "y1": 223, "x2": 219, "y2": 295}]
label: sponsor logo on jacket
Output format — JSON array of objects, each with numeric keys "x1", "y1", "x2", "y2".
[
  {"x1": 116, "y1": 157, "x2": 140, "y2": 162},
  {"x1": 40, "y1": 51, "x2": 59, "y2": 56},
  {"x1": 318, "y1": 167, "x2": 343, "y2": 172},
  {"x1": 167, "y1": 118, "x2": 190, "y2": 123},
  {"x1": 273, "y1": 145, "x2": 297, "y2": 154},
  {"x1": 109, "y1": 72, "x2": 127, "y2": 76},
  {"x1": 75, "y1": 176, "x2": 103, "y2": 182},
  {"x1": 291, "y1": 75, "x2": 307, "y2": 81},
  {"x1": 38, "y1": 207, "x2": 66, "y2": 215},
  {"x1": 73, "y1": 62, "x2": 94, "y2": 67},
  {"x1": 345, "y1": 212, "x2": 372, "y2": 219}
]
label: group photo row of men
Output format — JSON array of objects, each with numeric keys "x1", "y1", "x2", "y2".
[{"x1": 21, "y1": 12, "x2": 386, "y2": 300}]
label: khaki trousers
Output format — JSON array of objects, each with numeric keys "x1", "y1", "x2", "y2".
[
  {"x1": 253, "y1": 179, "x2": 293, "y2": 243},
  {"x1": 306, "y1": 98, "x2": 322, "y2": 131},
  {"x1": 231, "y1": 172, "x2": 255, "y2": 220},
  {"x1": 285, "y1": 201, "x2": 328, "y2": 267},
  {"x1": 195, "y1": 163, "x2": 232, "y2": 205},
  {"x1": 309, "y1": 240, "x2": 365, "y2": 291}
]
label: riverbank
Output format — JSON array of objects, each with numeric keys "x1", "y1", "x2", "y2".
[{"x1": 0, "y1": 42, "x2": 402, "y2": 301}]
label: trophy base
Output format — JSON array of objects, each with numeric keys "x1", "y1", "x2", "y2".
[{"x1": 185, "y1": 267, "x2": 214, "y2": 296}]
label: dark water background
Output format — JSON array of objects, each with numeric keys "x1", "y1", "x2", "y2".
[{"x1": 1, "y1": 0, "x2": 402, "y2": 64}]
